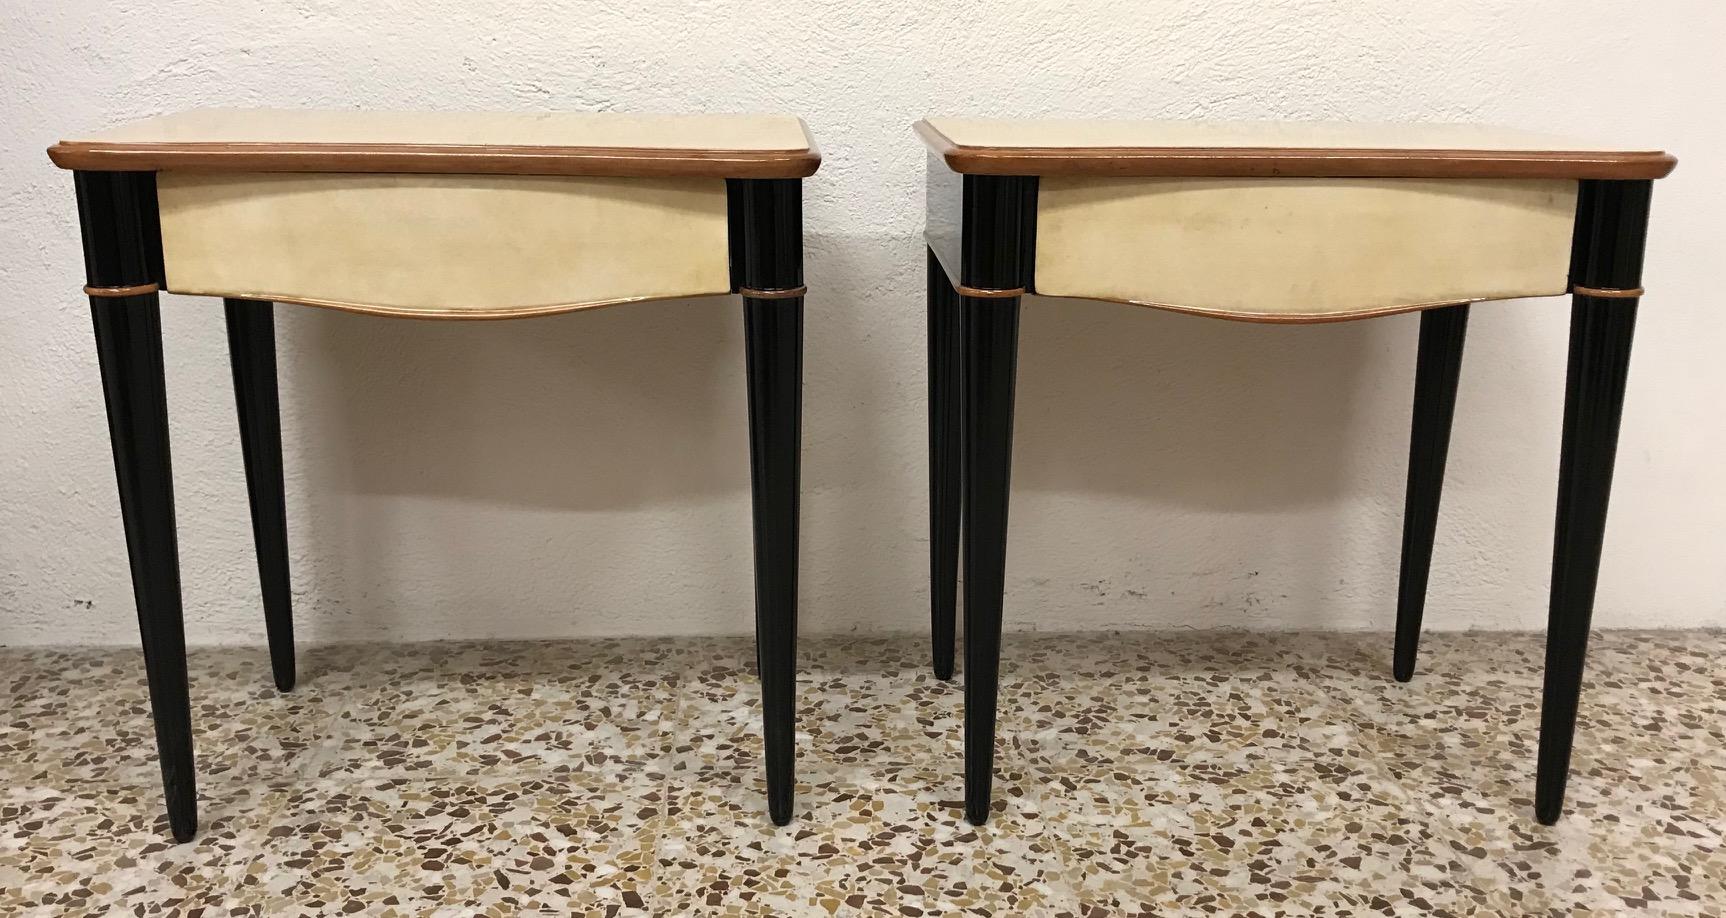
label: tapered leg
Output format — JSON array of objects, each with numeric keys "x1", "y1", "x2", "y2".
[
  {"x1": 1393, "y1": 304, "x2": 1470, "y2": 682},
  {"x1": 961, "y1": 295, "x2": 1020, "y2": 826},
  {"x1": 77, "y1": 171, "x2": 197, "y2": 843},
  {"x1": 225, "y1": 299, "x2": 295, "y2": 692},
  {"x1": 1537, "y1": 179, "x2": 1650, "y2": 825},
  {"x1": 743, "y1": 296, "x2": 802, "y2": 826},
  {"x1": 733, "y1": 178, "x2": 803, "y2": 826},
  {"x1": 928, "y1": 249, "x2": 962, "y2": 681}
]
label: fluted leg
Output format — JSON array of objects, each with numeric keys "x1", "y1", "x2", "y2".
[
  {"x1": 1537, "y1": 179, "x2": 1650, "y2": 824},
  {"x1": 225, "y1": 298, "x2": 295, "y2": 692},
  {"x1": 928, "y1": 248, "x2": 962, "y2": 681},
  {"x1": 1393, "y1": 304, "x2": 1469, "y2": 681},
  {"x1": 78, "y1": 170, "x2": 198, "y2": 843},
  {"x1": 735, "y1": 178, "x2": 804, "y2": 826},
  {"x1": 961, "y1": 294, "x2": 1019, "y2": 826}
]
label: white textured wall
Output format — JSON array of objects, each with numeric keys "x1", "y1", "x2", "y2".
[{"x1": 2, "y1": 1, "x2": 1723, "y2": 647}]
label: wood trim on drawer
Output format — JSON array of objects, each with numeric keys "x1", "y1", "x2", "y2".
[
  {"x1": 156, "y1": 172, "x2": 735, "y2": 318},
  {"x1": 915, "y1": 120, "x2": 1676, "y2": 180},
  {"x1": 1035, "y1": 294, "x2": 1500, "y2": 325},
  {"x1": 179, "y1": 290, "x2": 732, "y2": 321}
]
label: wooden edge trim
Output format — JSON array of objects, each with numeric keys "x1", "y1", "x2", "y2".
[
  {"x1": 1570, "y1": 284, "x2": 1644, "y2": 299},
  {"x1": 1026, "y1": 292, "x2": 1539, "y2": 324},
  {"x1": 83, "y1": 282, "x2": 159, "y2": 298},
  {"x1": 955, "y1": 283, "x2": 1026, "y2": 298},
  {"x1": 915, "y1": 120, "x2": 962, "y2": 172},
  {"x1": 738, "y1": 285, "x2": 807, "y2": 299},
  {"x1": 913, "y1": 120, "x2": 1676, "y2": 180},
  {"x1": 47, "y1": 140, "x2": 822, "y2": 178},
  {"x1": 159, "y1": 287, "x2": 731, "y2": 320},
  {"x1": 798, "y1": 118, "x2": 824, "y2": 173}
]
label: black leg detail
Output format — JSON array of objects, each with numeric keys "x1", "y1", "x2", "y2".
[
  {"x1": 961, "y1": 294, "x2": 1020, "y2": 826},
  {"x1": 734, "y1": 178, "x2": 803, "y2": 826},
  {"x1": 77, "y1": 171, "x2": 197, "y2": 843},
  {"x1": 1393, "y1": 304, "x2": 1470, "y2": 682},
  {"x1": 939, "y1": 172, "x2": 1035, "y2": 826},
  {"x1": 225, "y1": 298, "x2": 295, "y2": 692},
  {"x1": 928, "y1": 249, "x2": 962, "y2": 681},
  {"x1": 1537, "y1": 179, "x2": 1650, "y2": 825}
]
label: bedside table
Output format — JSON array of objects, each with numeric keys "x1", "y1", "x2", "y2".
[
  {"x1": 50, "y1": 109, "x2": 820, "y2": 840},
  {"x1": 916, "y1": 116, "x2": 1674, "y2": 826}
]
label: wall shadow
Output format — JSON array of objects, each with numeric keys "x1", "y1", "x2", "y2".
[
  {"x1": 1014, "y1": 295, "x2": 1401, "y2": 510},
  {"x1": 283, "y1": 296, "x2": 746, "y2": 512},
  {"x1": 257, "y1": 228, "x2": 1554, "y2": 640},
  {"x1": 274, "y1": 294, "x2": 752, "y2": 639},
  {"x1": 1007, "y1": 294, "x2": 1413, "y2": 630}
]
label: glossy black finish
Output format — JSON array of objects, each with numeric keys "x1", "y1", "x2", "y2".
[
  {"x1": 923, "y1": 161, "x2": 1040, "y2": 292},
  {"x1": 225, "y1": 298, "x2": 296, "y2": 692},
  {"x1": 736, "y1": 178, "x2": 803, "y2": 826},
  {"x1": 76, "y1": 171, "x2": 163, "y2": 287},
  {"x1": 729, "y1": 178, "x2": 803, "y2": 291},
  {"x1": 77, "y1": 170, "x2": 197, "y2": 843},
  {"x1": 958, "y1": 175, "x2": 1038, "y2": 289},
  {"x1": 952, "y1": 174, "x2": 1034, "y2": 826},
  {"x1": 1537, "y1": 179, "x2": 1650, "y2": 825},
  {"x1": 924, "y1": 152, "x2": 964, "y2": 286},
  {"x1": 961, "y1": 293, "x2": 1020, "y2": 826},
  {"x1": 928, "y1": 249, "x2": 962, "y2": 681},
  {"x1": 1393, "y1": 304, "x2": 1470, "y2": 682}
]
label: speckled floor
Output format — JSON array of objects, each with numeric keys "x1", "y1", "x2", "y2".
[{"x1": 2, "y1": 630, "x2": 1723, "y2": 917}]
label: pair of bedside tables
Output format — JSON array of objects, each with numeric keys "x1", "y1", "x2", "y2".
[{"x1": 48, "y1": 110, "x2": 1675, "y2": 841}]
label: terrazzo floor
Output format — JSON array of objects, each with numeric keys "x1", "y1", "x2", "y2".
[{"x1": 2, "y1": 630, "x2": 1724, "y2": 916}]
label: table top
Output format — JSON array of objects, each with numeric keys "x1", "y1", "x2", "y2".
[
  {"x1": 917, "y1": 117, "x2": 1675, "y2": 180},
  {"x1": 48, "y1": 109, "x2": 821, "y2": 178}
]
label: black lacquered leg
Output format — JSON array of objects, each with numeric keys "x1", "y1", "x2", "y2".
[
  {"x1": 744, "y1": 296, "x2": 802, "y2": 826},
  {"x1": 1537, "y1": 179, "x2": 1650, "y2": 825},
  {"x1": 77, "y1": 171, "x2": 197, "y2": 843},
  {"x1": 225, "y1": 298, "x2": 295, "y2": 692},
  {"x1": 961, "y1": 295, "x2": 1020, "y2": 826},
  {"x1": 928, "y1": 249, "x2": 962, "y2": 681},
  {"x1": 734, "y1": 178, "x2": 803, "y2": 826},
  {"x1": 1393, "y1": 304, "x2": 1469, "y2": 682}
]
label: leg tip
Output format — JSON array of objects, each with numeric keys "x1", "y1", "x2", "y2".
[
  {"x1": 169, "y1": 817, "x2": 198, "y2": 844},
  {"x1": 1392, "y1": 653, "x2": 1416, "y2": 683},
  {"x1": 934, "y1": 663, "x2": 954, "y2": 681},
  {"x1": 1535, "y1": 798, "x2": 1564, "y2": 825},
  {"x1": 965, "y1": 804, "x2": 990, "y2": 826},
  {"x1": 274, "y1": 672, "x2": 296, "y2": 692},
  {"x1": 767, "y1": 783, "x2": 794, "y2": 827}
]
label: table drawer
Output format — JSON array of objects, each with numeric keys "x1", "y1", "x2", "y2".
[
  {"x1": 1033, "y1": 176, "x2": 1578, "y2": 321},
  {"x1": 157, "y1": 172, "x2": 733, "y2": 318}
]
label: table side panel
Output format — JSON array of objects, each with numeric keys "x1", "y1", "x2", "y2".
[
  {"x1": 924, "y1": 150, "x2": 964, "y2": 287},
  {"x1": 1033, "y1": 176, "x2": 1579, "y2": 321},
  {"x1": 156, "y1": 172, "x2": 733, "y2": 317}
]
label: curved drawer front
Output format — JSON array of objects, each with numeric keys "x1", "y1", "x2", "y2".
[
  {"x1": 1034, "y1": 176, "x2": 1578, "y2": 322},
  {"x1": 157, "y1": 172, "x2": 733, "y2": 318}
]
